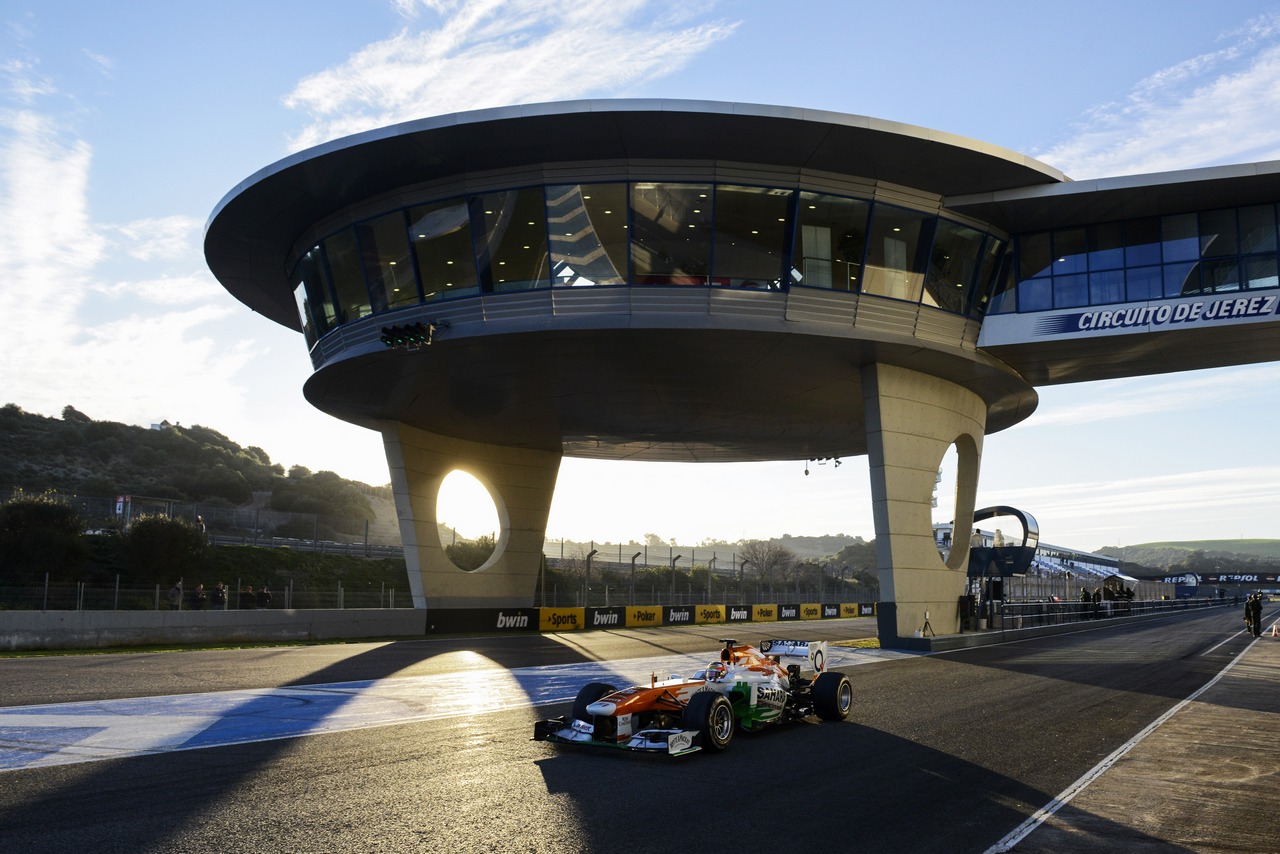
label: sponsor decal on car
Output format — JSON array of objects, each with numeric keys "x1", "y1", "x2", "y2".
[{"x1": 667, "y1": 732, "x2": 695, "y2": 754}]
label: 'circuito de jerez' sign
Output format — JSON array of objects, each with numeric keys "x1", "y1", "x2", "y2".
[{"x1": 983, "y1": 292, "x2": 1280, "y2": 344}]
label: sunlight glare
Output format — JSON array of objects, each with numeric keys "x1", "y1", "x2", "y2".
[{"x1": 437, "y1": 470, "x2": 501, "y2": 540}]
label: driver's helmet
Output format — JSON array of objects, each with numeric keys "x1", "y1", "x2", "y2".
[{"x1": 704, "y1": 662, "x2": 728, "y2": 682}]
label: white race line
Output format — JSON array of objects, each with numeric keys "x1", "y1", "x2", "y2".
[
  {"x1": 0, "y1": 645, "x2": 909, "y2": 772},
  {"x1": 983, "y1": 636, "x2": 1258, "y2": 853}
]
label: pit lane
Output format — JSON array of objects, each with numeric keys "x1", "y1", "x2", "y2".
[{"x1": 0, "y1": 613, "x2": 1264, "y2": 853}]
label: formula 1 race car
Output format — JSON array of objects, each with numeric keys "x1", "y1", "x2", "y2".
[{"x1": 532, "y1": 638, "x2": 853, "y2": 756}]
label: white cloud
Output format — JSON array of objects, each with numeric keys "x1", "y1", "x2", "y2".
[
  {"x1": 81, "y1": 49, "x2": 114, "y2": 76},
  {"x1": 1036, "y1": 12, "x2": 1280, "y2": 176},
  {"x1": 980, "y1": 465, "x2": 1280, "y2": 546},
  {"x1": 90, "y1": 272, "x2": 226, "y2": 305},
  {"x1": 0, "y1": 70, "x2": 256, "y2": 437},
  {"x1": 283, "y1": 0, "x2": 737, "y2": 150},
  {"x1": 108, "y1": 214, "x2": 202, "y2": 262},
  {"x1": 1012, "y1": 364, "x2": 1280, "y2": 430}
]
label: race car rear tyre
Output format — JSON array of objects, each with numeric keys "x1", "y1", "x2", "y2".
[
  {"x1": 683, "y1": 692, "x2": 735, "y2": 752},
  {"x1": 813, "y1": 672, "x2": 853, "y2": 721},
  {"x1": 572, "y1": 682, "x2": 618, "y2": 721}
]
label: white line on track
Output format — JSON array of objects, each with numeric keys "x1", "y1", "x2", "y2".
[{"x1": 983, "y1": 636, "x2": 1259, "y2": 853}]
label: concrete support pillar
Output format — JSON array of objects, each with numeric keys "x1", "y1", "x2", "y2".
[
  {"x1": 382, "y1": 422, "x2": 561, "y2": 609},
  {"x1": 862, "y1": 363, "x2": 986, "y2": 646}
]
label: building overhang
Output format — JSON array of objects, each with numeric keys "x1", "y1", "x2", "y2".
[
  {"x1": 204, "y1": 99, "x2": 1067, "y2": 331},
  {"x1": 947, "y1": 160, "x2": 1280, "y2": 233}
]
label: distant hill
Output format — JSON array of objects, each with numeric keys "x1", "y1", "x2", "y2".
[
  {"x1": 0, "y1": 403, "x2": 402, "y2": 542},
  {"x1": 1099, "y1": 540, "x2": 1280, "y2": 574},
  {"x1": 10, "y1": 403, "x2": 1264, "y2": 570}
]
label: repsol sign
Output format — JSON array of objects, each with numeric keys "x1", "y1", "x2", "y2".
[
  {"x1": 695, "y1": 605, "x2": 725, "y2": 624},
  {"x1": 727, "y1": 605, "x2": 752, "y2": 623},
  {"x1": 779, "y1": 604, "x2": 800, "y2": 621},
  {"x1": 587, "y1": 607, "x2": 625, "y2": 628},
  {"x1": 538, "y1": 608, "x2": 584, "y2": 632},
  {"x1": 664, "y1": 605, "x2": 694, "y2": 625},
  {"x1": 626, "y1": 607, "x2": 661, "y2": 627}
]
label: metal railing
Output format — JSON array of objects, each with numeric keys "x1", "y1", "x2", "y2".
[
  {"x1": 992, "y1": 596, "x2": 1223, "y2": 630},
  {"x1": 0, "y1": 578, "x2": 412, "y2": 611}
]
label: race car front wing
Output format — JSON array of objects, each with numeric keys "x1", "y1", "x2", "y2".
[{"x1": 533, "y1": 716, "x2": 703, "y2": 756}]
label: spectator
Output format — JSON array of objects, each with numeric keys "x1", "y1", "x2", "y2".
[
  {"x1": 167, "y1": 580, "x2": 183, "y2": 610},
  {"x1": 240, "y1": 585, "x2": 256, "y2": 610},
  {"x1": 256, "y1": 585, "x2": 273, "y2": 609},
  {"x1": 211, "y1": 582, "x2": 227, "y2": 610},
  {"x1": 189, "y1": 583, "x2": 207, "y2": 610},
  {"x1": 1246, "y1": 593, "x2": 1263, "y2": 637}
]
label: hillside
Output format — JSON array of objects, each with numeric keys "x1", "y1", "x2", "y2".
[
  {"x1": 6, "y1": 403, "x2": 1271, "y2": 570},
  {"x1": 1100, "y1": 540, "x2": 1280, "y2": 575},
  {"x1": 0, "y1": 403, "x2": 400, "y2": 542}
]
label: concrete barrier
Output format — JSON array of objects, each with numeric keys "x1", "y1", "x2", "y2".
[{"x1": 0, "y1": 609, "x2": 427, "y2": 651}]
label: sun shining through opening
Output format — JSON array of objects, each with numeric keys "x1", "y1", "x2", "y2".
[{"x1": 437, "y1": 470, "x2": 502, "y2": 571}]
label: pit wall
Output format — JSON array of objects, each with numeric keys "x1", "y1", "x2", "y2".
[
  {"x1": 2, "y1": 604, "x2": 877, "y2": 651},
  {"x1": 0, "y1": 609, "x2": 428, "y2": 652},
  {"x1": 426, "y1": 603, "x2": 876, "y2": 633}
]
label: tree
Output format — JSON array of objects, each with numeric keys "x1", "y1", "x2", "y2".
[
  {"x1": 445, "y1": 535, "x2": 496, "y2": 571},
  {"x1": 738, "y1": 540, "x2": 796, "y2": 588},
  {"x1": 831, "y1": 538, "x2": 878, "y2": 582},
  {"x1": 124, "y1": 514, "x2": 208, "y2": 581},
  {"x1": 0, "y1": 495, "x2": 88, "y2": 582},
  {"x1": 61, "y1": 405, "x2": 92, "y2": 423}
]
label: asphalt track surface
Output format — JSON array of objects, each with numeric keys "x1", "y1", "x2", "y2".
[{"x1": 0, "y1": 611, "x2": 1263, "y2": 853}]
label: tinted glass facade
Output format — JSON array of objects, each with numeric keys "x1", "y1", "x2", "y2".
[
  {"x1": 290, "y1": 181, "x2": 1009, "y2": 348},
  {"x1": 991, "y1": 204, "x2": 1280, "y2": 314}
]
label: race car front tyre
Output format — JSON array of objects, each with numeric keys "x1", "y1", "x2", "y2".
[
  {"x1": 683, "y1": 692, "x2": 735, "y2": 752},
  {"x1": 572, "y1": 682, "x2": 618, "y2": 722},
  {"x1": 813, "y1": 672, "x2": 853, "y2": 721}
]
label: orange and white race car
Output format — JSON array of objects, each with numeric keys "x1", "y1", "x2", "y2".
[{"x1": 532, "y1": 638, "x2": 853, "y2": 756}]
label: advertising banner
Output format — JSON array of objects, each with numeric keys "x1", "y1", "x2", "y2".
[
  {"x1": 858, "y1": 603, "x2": 876, "y2": 617},
  {"x1": 425, "y1": 607, "x2": 536, "y2": 633},
  {"x1": 799, "y1": 603, "x2": 822, "y2": 620},
  {"x1": 538, "y1": 607, "x2": 584, "y2": 632},
  {"x1": 752, "y1": 604, "x2": 778, "y2": 622},
  {"x1": 726, "y1": 604, "x2": 752, "y2": 623},
  {"x1": 664, "y1": 605, "x2": 694, "y2": 626},
  {"x1": 585, "y1": 607, "x2": 626, "y2": 629},
  {"x1": 625, "y1": 606, "x2": 662, "y2": 627},
  {"x1": 694, "y1": 604, "x2": 725, "y2": 624},
  {"x1": 778, "y1": 604, "x2": 800, "y2": 621}
]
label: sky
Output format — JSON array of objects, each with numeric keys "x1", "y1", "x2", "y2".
[{"x1": 4, "y1": 0, "x2": 1280, "y2": 552}]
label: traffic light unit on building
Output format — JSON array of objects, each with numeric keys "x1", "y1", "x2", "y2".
[{"x1": 380, "y1": 321, "x2": 436, "y2": 349}]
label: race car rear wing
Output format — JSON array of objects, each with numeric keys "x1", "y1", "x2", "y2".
[{"x1": 758, "y1": 639, "x2": 828, "y2": 673}]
